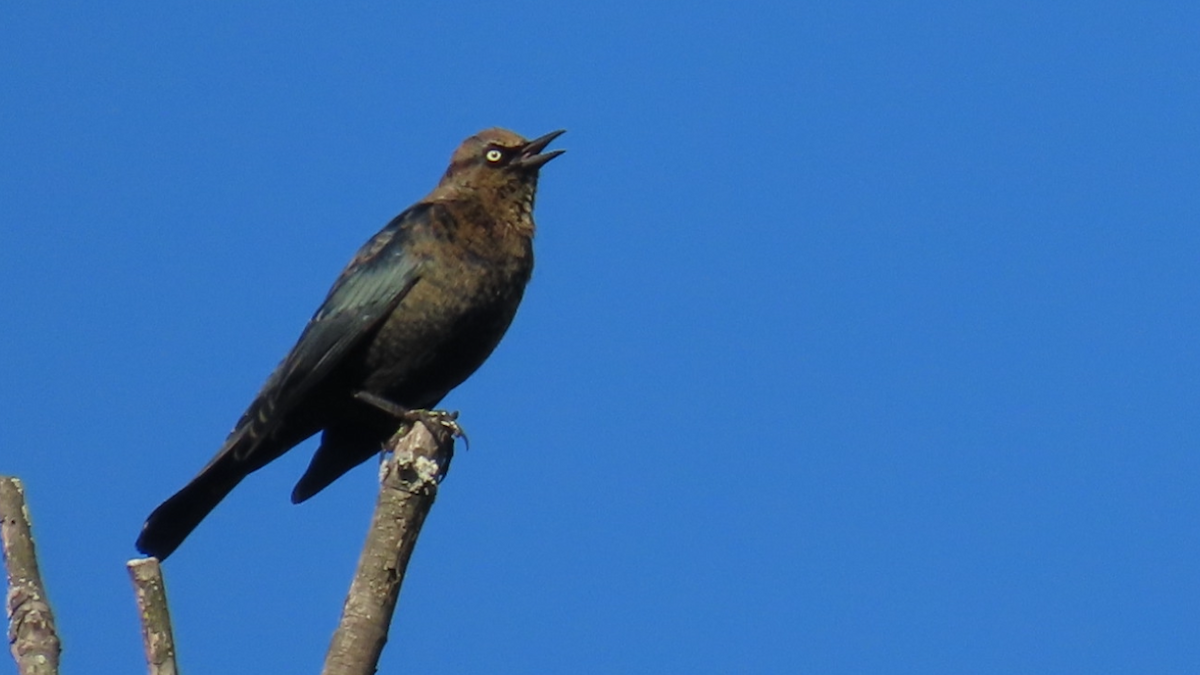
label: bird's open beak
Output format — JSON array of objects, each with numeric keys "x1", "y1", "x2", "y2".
[{"x1": 514, "y1": 129, "x2": 566, "y2": 170}]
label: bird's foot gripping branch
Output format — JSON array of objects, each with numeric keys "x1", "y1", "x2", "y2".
[{"x1": 353, "y1": 391, "x2": 469, "y2": 453}]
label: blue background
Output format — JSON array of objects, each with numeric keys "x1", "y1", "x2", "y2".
[{"x1": 3, "y1": 2, "x2": 1198, "y2": 673}]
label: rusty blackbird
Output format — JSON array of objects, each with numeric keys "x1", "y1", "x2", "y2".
[{"x1": 136, "y1": 128, "x2": 565, "y2": 560}]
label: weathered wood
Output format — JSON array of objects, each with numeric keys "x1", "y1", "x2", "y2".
[
  {"x1": 127, "y1": 558, "x2": 179, "y2": 675},
  {"x1": 321, "y1": 420, "x2": 455, "y2": 675},
  {"x1": 1, "y1": 476, "x2": 62, "y2": 675}
]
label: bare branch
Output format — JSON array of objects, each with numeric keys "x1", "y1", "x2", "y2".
[
  {"x1": 127, "y1": 558, "x2": 178, "y2": 675},
  {"x1": 1, "y1": 476, "x2": 62, "y2": 675},
  {"x1": 321, "y1": 420, "x2": 456, "y2": 675}
]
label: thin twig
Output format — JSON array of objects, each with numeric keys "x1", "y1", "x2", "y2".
[
  {"x1": 1, "y1": 476, "x2": 62, "y2": 675},
  {"x1": 127, "y1": 558, "x2": 178, "y2": 675},
  {"x1": 321, "y1": 420, "x2": 456, "y2": 675}
]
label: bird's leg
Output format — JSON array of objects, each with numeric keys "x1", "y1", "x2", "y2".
[{"x1": 353, "y1": 391, "x2": 469, "y2": 446}]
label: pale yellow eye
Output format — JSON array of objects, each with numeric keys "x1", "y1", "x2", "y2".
[{"x1": 485, "y1": 149, "x2": 504, "y2": 163}]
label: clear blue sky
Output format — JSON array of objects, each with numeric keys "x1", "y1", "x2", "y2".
[{"x1": 3, "y1": 3, "x2": 1198, "y2": 673}]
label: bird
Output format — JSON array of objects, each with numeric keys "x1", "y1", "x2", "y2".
[{"x1": 135, "y1": 128, "x2": 565, "y2": 560}]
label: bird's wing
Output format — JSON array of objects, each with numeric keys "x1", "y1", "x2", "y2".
[{"x1": 227, "y1": 203, "x2": 436, "y2": 459}]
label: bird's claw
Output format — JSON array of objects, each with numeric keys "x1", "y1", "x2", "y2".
[{"x1": 353, "y1": 391, "x2": 469, "y2": 448}]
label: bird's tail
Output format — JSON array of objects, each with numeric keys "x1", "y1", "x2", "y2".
[{"x1": 135, "y1": 451, "x2": 247, "y2": 560}]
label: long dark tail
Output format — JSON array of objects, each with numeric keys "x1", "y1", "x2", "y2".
[{"x1": 135, "y1": 453, "x2": 247, "y2": 560}]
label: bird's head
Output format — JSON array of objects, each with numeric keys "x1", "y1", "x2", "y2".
[{"x1": 429, "y1": 128, "x2": 565, "y2": 211}]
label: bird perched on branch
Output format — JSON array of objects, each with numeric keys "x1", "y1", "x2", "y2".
[{"x1": 136, "y1": 128, "x2": 565, "y2": 560}]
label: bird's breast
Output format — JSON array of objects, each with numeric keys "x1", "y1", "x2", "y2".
[{"x1": 357, "y1": 241, "x2": 532, "y2": 407}]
